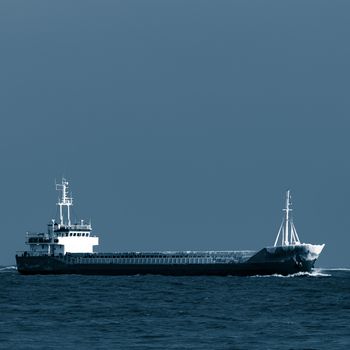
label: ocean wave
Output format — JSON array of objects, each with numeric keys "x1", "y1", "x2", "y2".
[
  {"x1": 251, "y1": 270, "x2": 331, "y2": 278},
  {"x1": 0, "y1": 266, "x2": 17, "y2": 272},
  {"x1": 319, "y1": 267, "x2": 350, "y2": 272}
]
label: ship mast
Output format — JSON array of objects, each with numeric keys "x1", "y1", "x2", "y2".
[
  {"x1": 56, "y1": 178, "x2": 73, "y2": 226},
  {"x1": 283, "y1": 190, "x2": 291, "y2": 245},
  {"x1": 274, "y1": 190, "x2": 301, "y2": 247}
]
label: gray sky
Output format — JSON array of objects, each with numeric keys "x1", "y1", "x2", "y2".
[{"x1": 0, "y1": 1, "x2": 349, "y2": 267}]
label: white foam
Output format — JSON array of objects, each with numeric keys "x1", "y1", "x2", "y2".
[
  {"x1": 251, "y1": 270, "x2": 331, "y2": 278},
  {"x1": 0, "y1": 266, "x2": 17, "y2": 272}
]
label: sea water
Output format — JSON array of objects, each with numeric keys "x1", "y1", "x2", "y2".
[{"x1": 0, "y1": 267, "x2": 349, "y2": 349}]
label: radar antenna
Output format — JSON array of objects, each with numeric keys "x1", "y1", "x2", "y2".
[{"x1": 56, "y1": 178, "x2": 73, "y2": 226}]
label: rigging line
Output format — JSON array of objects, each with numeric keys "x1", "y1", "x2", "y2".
[
  {"x1": 291, "y1": 222, "x2": 300, "y2": 243},
  {"x1": 274, "y1": 220, "x2": 284, "y2": 247}
]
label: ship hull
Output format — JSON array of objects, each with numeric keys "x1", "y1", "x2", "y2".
[
  {"x1": 15, "y1": 259, "x2": 315, "y2": 276},
  {"x1": 16, "y1": 244, "x2": 323, "y2": 276}
]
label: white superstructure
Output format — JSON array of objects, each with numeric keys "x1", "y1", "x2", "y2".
[{"x1": 25, "y1": 178, "x2": 99, "y2": 256}]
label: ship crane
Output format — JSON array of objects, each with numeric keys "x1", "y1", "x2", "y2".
[{"x1": 274, "y1": 190, "x2": 301, "y2": 247}]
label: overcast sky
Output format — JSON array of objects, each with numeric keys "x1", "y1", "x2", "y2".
[{"x1": 1, "y1": 1, "x2": 349, "y2": 267}]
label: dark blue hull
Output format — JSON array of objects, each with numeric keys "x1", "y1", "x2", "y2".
[{"x1": 16, "y1": 245, "x2": 319, "y2": 276}]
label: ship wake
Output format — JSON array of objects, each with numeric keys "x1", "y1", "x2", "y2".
[
  {"x1": 250, "y1": 269, "x2": 331, "y2": 278},
  {"x1": 0, "y1": 266, "x2": 17, "y2": 273}
]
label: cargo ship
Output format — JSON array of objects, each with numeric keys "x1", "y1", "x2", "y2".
[{"x1": 16, "y1": 179, "x2": 324, "y2": 275}]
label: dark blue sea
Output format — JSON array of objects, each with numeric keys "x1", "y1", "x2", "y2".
[{"x1": 0, "y1": 267, "x2": 349, "y2": 350}]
